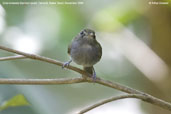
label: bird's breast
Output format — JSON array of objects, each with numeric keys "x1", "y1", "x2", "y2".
[{"x1": 70, "y1": 43, "x2": 101, "y2": 67}]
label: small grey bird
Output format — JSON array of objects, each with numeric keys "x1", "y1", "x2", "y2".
[{"x1": 63, "y1": 29, "x2": 102, "y2": 79}]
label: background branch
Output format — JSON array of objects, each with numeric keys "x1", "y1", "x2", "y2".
[
  {"x1": 79, "y1": 94, "x2": 146, "y2": 114},
  {"x1": 0, "y1": 45, "x2": 89, "y2": 76},
  {"x1": 79, "y1": 93, "x2": 171, "y2": 113},
  {"x1": 0, "y1": 77, "x2": 85, "y2": 85},
  {"x1": 0, "y1": 55, "x2": 26, "y2": 61},
  {"x1": 0, "y1": 45, "x2": 171, "y2": 112}
]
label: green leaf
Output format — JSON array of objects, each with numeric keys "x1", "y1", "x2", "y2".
[{"x1": 0, "y1": 94, "x2": 30, "y2": 111}]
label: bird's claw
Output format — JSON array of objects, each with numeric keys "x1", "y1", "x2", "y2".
[
  {"x1": 62, "y1": 62, "x2": 69, "y2": 69},
  {"x1": 62, "y1": 60, "x2": 72, "y2": 69}
]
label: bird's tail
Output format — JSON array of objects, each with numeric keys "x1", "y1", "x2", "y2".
[{"x1": 83, "y1": 66, "x2": 93, "y2": 78}]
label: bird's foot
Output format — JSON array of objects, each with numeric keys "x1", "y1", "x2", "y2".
[{"x1": 62, "y1": 60, "x2": 72, "y2": 69}]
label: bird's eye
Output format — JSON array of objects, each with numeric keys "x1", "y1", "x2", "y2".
[
  {"x1": 80, "y1": 31, "x2": 85, "y2": 37},
  {"x1": 80, "y1": 31, "x2": 84, "y2": 35}
]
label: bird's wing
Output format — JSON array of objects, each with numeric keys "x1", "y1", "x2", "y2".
[{"x1": 68, "y1": 36, "x2": 78, "y2": 55}]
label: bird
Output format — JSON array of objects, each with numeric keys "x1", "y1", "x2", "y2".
[{"x1": 62, "y1": 29, "x2": 102, "y2": 80}]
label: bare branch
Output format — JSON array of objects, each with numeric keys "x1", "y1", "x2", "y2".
[
  {"x1": 0, "y1": 45, "x2": 171, "y2": 112},
  {"x1": 79, "y1": 94, "x2": 144, "y2": 114},
  {"x1": 92, "y1": 77, "x2": 141, "y2": 94},
  {"x1": 86, "y1": 78, "x2": 171, "y2": 111},
  {"x1": 0, "y1": 77, "x2": 85, "y2": 85},
  {"x1": 0, "y1": 45, "x2": 90, "y2": 76},
  {"x1": 79, "y1": 94, "x2": 171, "y2": 114},
  {"x1": 0, "y1": 55, "x2": 26, "y2": 61}
]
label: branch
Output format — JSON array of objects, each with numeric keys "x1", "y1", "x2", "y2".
[
  {"x1": 79, "y1": 94, "x2": 171, "y2": 114},
  {"x1": 79, "y1": 94, "x2": 145, "y2": 114},
  {"x1": 0, "y1": 77, "x2": 85, "y2": 85},
  {"x1": 86, "y1": 77, "x2": 171, "y2": 112},
  {"x1": 0, "y1": 77, "x2": 170, "y2": 112},
  {"x1": 0, "y1": 45, "x2": 89, "y2": 76},
  {"x1": 0, "y1": 55, "x2": 26, "y2": 61},
  {"x1": 0, "y1": 45, "x2": 171, "y2": 112}
]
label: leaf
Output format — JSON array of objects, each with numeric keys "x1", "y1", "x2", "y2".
[{"x1": 0, "y1": 94, "x2": 30, "y2": 111}]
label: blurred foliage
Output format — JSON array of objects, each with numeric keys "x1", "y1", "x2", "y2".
[{"x1": 92, "y1": 5, "x2": 141, "y2": 31}]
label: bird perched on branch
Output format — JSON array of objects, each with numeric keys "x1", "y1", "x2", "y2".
[{"x1": 62, "y1": 29, "x2": 102, "y2": 80}]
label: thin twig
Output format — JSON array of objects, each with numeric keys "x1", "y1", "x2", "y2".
[
  {"x1": 78, "y1": 94, "x2": 171, "y2": 114},
  {"x1": 79, "y1": 94, "x2": 144, "y2": 114},
  {"x1": 86, "y1": 77, "x2": 171, "y2": 111},
  {"x1": 0, "y1": 45, "x2": 171, "y2": 112},
  {"x1": 0, "y1": 77, "x2": 85, "y2": 85},
  {"x1": 92, "y1": 77, "x2": 141, "y2": 94},
  {"x1": 0, "y1": 45, "x2": 90, "y2": 76},
  {"x1": 0, "y1": 55, "x2": 26, "y2": 61}
]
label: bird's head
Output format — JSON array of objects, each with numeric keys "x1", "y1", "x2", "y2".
[{"x1": 79, "y1": 29, "x2": 96, "y2": 40}]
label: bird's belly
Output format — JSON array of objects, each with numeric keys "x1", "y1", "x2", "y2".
[{"x1": 70, "y1": 44, "x2": 101, "y2": 67}]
